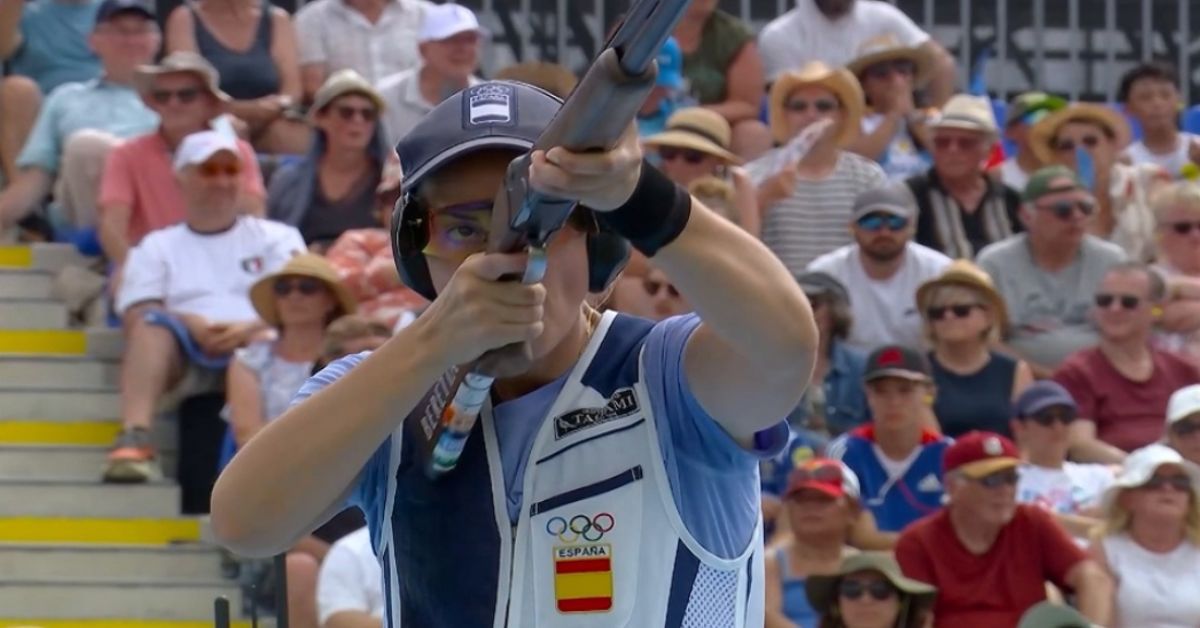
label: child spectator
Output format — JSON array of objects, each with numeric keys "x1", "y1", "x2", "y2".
[
  {"x1": 1120, "y1": 61, "x2": 1200, "y2": 180},
  {"x1": 316, "y1": 526, "x2": 383, "y2": 628},
  {"x1": 846, "y1": 34, "x2": 935, "y2": 181}
]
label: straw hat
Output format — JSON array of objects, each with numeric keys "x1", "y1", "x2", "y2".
[
  {"x1": 805, "y1": 552, "x2": 936, "y2": 616},
  {"x1": 1029, "y1": 102, "x2": 1133, "y2": 165},
  {"x1": 769, "y1": 61, "x2": 864, "y2": 146},
  {"x1": 135, "y1": 51, "x2": 230, "y2": 103},
  {"x1": 916, "y1": 259, "x2": 1009, "y2": 332},
  {"x1": 845, "y1": 33, "x2": 935, "y2": 88},
  {"x1": 311, "y1": 69, "x2": 387, "y2": 118},
  {"x1": 930, "y1": 94, "x2": 999, "y2": 137},
  {"x1": 249, "y1": 254, "x2": 357, "y2": 327},
  {"x1": 643, "y1": 108, "x2": 741, "y2": 164}
]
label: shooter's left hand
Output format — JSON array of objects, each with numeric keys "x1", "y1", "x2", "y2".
[{"x1": 528, "y1": 123, "x2": 643, "y2": 212}]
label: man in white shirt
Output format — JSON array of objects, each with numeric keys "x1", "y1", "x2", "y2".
[
  {"x1": 808, "y1": 181, "x2": 952, "y2": 351},
  {"x1": 1119, "y1": 61, "x2": 1200, "y2": 179},
  {"x1": 376, "y1": 3, "x2": 482, "y2": 147},
  {"x1": 294, "y1": 0, "x2": 432, "y2": 102},
  {"x1": 757, "y1": 0, "x2": 956, "y2": 105},
  {"x1": 1011, "y1": 380, "x2": 1114, "y2": 543},
  {"x1": 104, "y1": 130, "x2": 304, "y2": 484},
  {"x1": 317, "y1": 526, "x2": 385, "y2": 628}
]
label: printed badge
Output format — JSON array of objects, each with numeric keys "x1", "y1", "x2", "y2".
[{"x1": 547, "y1": 513, "x2": 615, "y2": 613}]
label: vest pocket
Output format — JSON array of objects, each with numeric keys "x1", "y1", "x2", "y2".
[{"x1": 529, "y1": 465, "x2": 644, "y2": 626}]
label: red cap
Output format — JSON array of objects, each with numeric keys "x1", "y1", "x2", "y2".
[
  {"x1": 784, "y1": 458, "x2": 860, "y2": 500},
  {"x1": 943, "y1": 431, "x2": 1020, "y2": 478}
]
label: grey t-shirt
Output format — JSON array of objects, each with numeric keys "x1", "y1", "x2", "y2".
[{"x1": 977, "y1": 234, "x2": 1126, "y2": 368}]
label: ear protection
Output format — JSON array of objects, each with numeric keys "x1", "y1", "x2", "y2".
[{"x1": 391, "y1": 191, "x2": 631, "y2": 302}]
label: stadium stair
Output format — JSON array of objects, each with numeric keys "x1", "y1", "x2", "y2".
[{"x1": 0, "y1": 244, "x2": 255, "y2": 628}]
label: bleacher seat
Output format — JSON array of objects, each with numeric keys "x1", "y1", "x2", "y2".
[{"x1": 1183, "y1": 105, "x2": 1200, "y2": 135}]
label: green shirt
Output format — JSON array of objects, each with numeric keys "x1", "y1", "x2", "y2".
[{"x1": 682, "y1": 10, "x2": 754, "y2": 105}]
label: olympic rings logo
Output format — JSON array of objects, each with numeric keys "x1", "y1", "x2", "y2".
[{"x1": 545, "y1": 513, "x2": 615, "y2": 543}]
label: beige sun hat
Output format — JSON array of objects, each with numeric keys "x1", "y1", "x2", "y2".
[
  {"x1": 643, "y1": 107, "x2": 742, "y2": 164},
  {"x1": 135, "y1": 51, "x2": 230, "y2": 102},
  {"x1": 1030, "y1": 102, "x2": 1133, "y2": 165},
  {"x1": 310, "y1": 69, "x2": 387, "y2": 118},
  {"x1": 768, "y1": 61, "x2": 864, "y2": 146},
  {"x1": 915, "y1": 258, "x2": 1009, "y2": 332},
  {"x1": 845, "y1": 33, "x2": 935, "y2": 88},
  {"x1": 249, "y1": 254, "x2": 357, "y2": 327}
]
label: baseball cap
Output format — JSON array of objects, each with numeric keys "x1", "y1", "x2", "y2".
[
  {"x1": 135, "y1": 52, "x2": 229, "y2": 102},
  {"x1": 656, "y1": 37, "x2": 684, "y2": 90},
  {"x1": 1023, "y1": 165, "x2": 1087, "y2": 203},
  {"x1": 863, "y1": 345, "x2": 931, "y2": 383},
  {"x1": 1018, "y1": 602, "x2": 1094, "y2": 628},
  {"x1": 418, "y1": 3, "x2": 486, "y2": 43},
  {"x1": 931, "y1": 94, "x2": 998, "y2": 136},
  {"x1": 173, "y1": 130, "x2": 241, "y2": 172},
  {"x1": 943, "y1": 431, "x2": 1020, "y2": 478},
  {"x1": 95, "y1": 0, "x2": 155, "y2": 24},
  {"x1": 850, "y1": 182, "x2": 916, "y2": 221},
  {"x1": 794, "y1": 271, "x2": 849, "y2": 302},
  {"x1": 1006, "y1": 92, "x2": 1068, "y2": 128},
  {"x1": 1166, "y1": 384, "x2": 1200, "y2": 426},
  {"x1": 784, "y1": 458, "x2": 861, "y2": 500},
  {"x1": 1013, "y1": 381, "x2": 1078, "y2": 418}
]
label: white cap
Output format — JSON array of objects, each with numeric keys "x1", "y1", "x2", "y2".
[
  {"x1": 1167, "y1": 384, "x2": 1200, "y2": 425},
  {"x1": 173, "y1": 130, "x2": 241, "y2": 172},
  {"x1": 1101, "y1": 443, "x2": 1200, "y2": 513},
  {"x1": 418, "y1": 3, "x2": 485, "y2": 43}
]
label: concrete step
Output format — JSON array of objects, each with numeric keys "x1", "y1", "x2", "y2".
[
  {"x1": 0, "y1": 328, "x2": 122, "y2": 358},
  {"x1": 0, "y1": 544, "x2": 224, "y2": 582},
  {"x1": 0, "y1": 480, "x2": 179, "y2": 518},
  {"x1": 0, "y1": 445, "x2": 109, "y2": 481},
  {"x1": 0, "y1": 243, "x2": 92, "y2": 272},
  {"x1": 0, "y1": 579, "x2": 243, "y2": 620},
  {"x1": 0, "y1": 270, "x2": 53, "y2": 299},
  {"x1": 0, "y1": 299, "x2": 69, "y2": 329},
  {"x1": 0, "y1": 516, "x2": 202, "y2": 545},
  {"x1": 0, "y1": 387, "x2": 118, "y2": 420},
  {"x1": 0, "y1": 619, "x2": 261, "y2": 628},
  {"x1": 86, "y1": 326, "x2": 123, "y2": 360},
  {"x1": 0, "y1": 356, "x2": 118, "y2": 389}
]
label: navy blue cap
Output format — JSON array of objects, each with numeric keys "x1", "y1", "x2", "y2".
[
  {"x1": 396, "y1": 80, "x2": 563, "y2": 193},
  {"x1": 1014, "y1": 381, "x2": 1077, "y2": 418},
  {"x1": 96, "y1": 0, "x2": 155, "y2": 23}
]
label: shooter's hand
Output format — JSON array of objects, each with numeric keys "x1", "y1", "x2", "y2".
[{"x1": 529, "y1": 123, "x2": 644, "y2": 212}]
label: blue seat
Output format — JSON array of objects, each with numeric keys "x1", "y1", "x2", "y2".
[
  {"x1": 992, "y1": 98, "x2": 1016, "y2": 158},
  {"x1": 1183, "y1": 105, "x2": 1200, "y2": 135},
  {"x1": 1107, "y1": 102, "x2": 1143, "y2": 141}
]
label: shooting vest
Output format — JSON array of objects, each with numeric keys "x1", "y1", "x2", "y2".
[{"x1": 375, "y1": 311, "x2": 766, "y2": 627}]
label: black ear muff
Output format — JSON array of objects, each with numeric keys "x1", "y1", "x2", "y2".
[
  {"x1": 586, "y1": 230, "x2": 631, "y2": 294},
  {"x1": 391, "y1": 192, "x2": 439, "y2": 301}
]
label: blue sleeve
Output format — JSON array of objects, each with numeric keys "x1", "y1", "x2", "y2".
[
  {"x1": 642, "y1": 313, "x2": 789, "y2": 560},
  {"x1": 16, "y1": 85, "x2": 66, "y2": 172},
  {"x1": 290, "y1": 352, "x2": 392, "y2": 535}
]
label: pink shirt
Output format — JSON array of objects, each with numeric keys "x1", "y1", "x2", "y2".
[{"x1": 98, "y1": 131, "x2": 265, "y2": 245}]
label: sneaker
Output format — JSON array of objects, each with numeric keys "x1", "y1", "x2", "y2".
[{"x1": 103, "y1": 427, "x2": 158, "y2": 483}]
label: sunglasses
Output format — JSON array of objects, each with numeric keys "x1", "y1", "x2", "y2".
[
  {"x1": 856, "y1": 213, "x2": 909, "y2": 232},
  {"x1": 198, "y1": 162, "x2": 241, "y2": 178},
  {"x1": 644, "y1": 278, "x2": 680, "y2": 298},
  {"x1": 1037, "y1": 199, "x2": 1094, "y2": 220},
  {"x1": 926, "y1": 303, "x2": 982, "y2": 321},
  {"x1": 1054, "y1": 135, "x2": 1101, "y2": 152},
  {"x1": 863, "y1": 60, "x2": 917, "y2": 80},
  {"x1": 1172, "y1": 419, "x2": 1200, "y2": 437},
  {"x1": 333, "y1": 105, "x2": 377, "y2": 122},
  {"x1": 658, "y1": 147, "x2": 707, "y2": 164},
  {"x1": 784, "y1": 99, "x2": 839, "y2": 114},
  {"x1": 1169, "y1": 221, "x2": 1200, "y2": 236},
  {"x1": 1026, "y1": 407, "x2": 1077, "y2": 427},
  {"x1": 838, "y1": 579, "x2": 896, "y2": 602},
  {"x1": 932, "y1": 135, "x2": 983, "y2": 152},
  {"x1": 975, "y1": 469, "x2": 1020, "y2": 489},
  {"x1": 150, "y1": 87, "x2": 203, "y2": 105},
  {"x1": 273, "y1": 277, "x2": 324, "y2": 297},
  {"x1": 1142, "y1": 474, "x2": 1193, "y2": 492},
  {"x1": 1094, "y1": 293, "x2": 1141, "y2": 310}
]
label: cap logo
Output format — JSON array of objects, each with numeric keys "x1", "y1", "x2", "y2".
[
  {"x1": 876, "y1": 347, "x2": 904, "y2": 367},
  {"x1": 983, "y1": 436, "x2": 1003, "y2": 456},
  {"x1": 466, "y1": 83, "x2": 515, "y2": 127}
]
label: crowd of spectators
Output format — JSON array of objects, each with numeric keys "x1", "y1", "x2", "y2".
[{"x1": 3, "y1": 0, "x2": 1200, "y2": 625}]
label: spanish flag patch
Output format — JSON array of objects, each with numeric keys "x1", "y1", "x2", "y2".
[{"x1": 553, "y1": 543, "x2": 613, "y2": 613}]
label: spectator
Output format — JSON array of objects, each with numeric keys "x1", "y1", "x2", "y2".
[
  {"x1": 977, "y1": 166, "x2": 1126, "y2": 375},
  {"x1": 789, "y1": 271, "x2": 868, "y2": 437},
  {"x1": 671, "y1": 0, "x2": 770, "y2": 159},
  {"x1": 642, "y1": 107, "x2": 759, "y2": 235},
  {"x1": 325, "y1": 174, "x2": 426, "y2": 330},
  {"x1": 639, "y1": 264, "x2": 690, "y2": 321},
  {"x1": 845, "y1": 34, "x2": 935, "y2": 181},
  {"x1": 493, "y1": 61, "x2": 576, "y2": 98},
  {"x1": 98, "y1": 52, "x2": 265, "y2": 273},
  {"x1": 104, "y1": 131, "x2": 304, "y2": 483},
  {"x1": 808, "y1": 182, "x2": 951, "y2": 351},
  {"x1": 376, "y1": 3, "x2": 482, "y2": 147},
  {"x1": 268, "y1": 70, "x2": 389, "y2": 251},
  {"x1": 1148, "y1": 182, "x2": 1200, "y2": 362},
  {"x1": 906, "y1": 95, "x2": 1023, "y2": 259},
  {"x1": 0, "y1": 0, "x2": 159, "y2": 240},
  {"x1": 1120, "y1": 61, "x2": 1200, "y2": 180},
  {"x1": 318, "y1": 314, "x2": 392, "y2": 368},
  {"x1": 1091, "y1": 444, "x2": 1200, "y2": 628},
  {"x1": 1030, "y1": 102, "x2": 1169, "y2": 261},
  {"x1": 757, "y1": 0, "x2": 956, "y2": 105},
  {"x1": 827, "y1": 345, "x2": 951, "y2": 532},
  {"x1": 600, "y1": 250, "x2": 659, "y2": 319},
  {"x1": 764, "y1": 459, "x2": 861, "y2": 628},
  {"x1": 687, "y1": 175, "x2": 742, "y2": 227},
  {"x1": 1166, "y1": 384, "x2": 1200, "y2": 466},
  {"x1": 895, "y1": 431, "x2": 1114, "y2": 627},
  {"x1": 805, "y1": 553, "x2": 936, "y2": 628},
  {"x1": 294, "y1": 0, "x2": 431, "y2": 101},
  {"x1": 317, "y1": 526, "x2": 383, "y2": 628},
  {"x1": 1011, "y1": 381, "x2": 1114, "y2": 542},
  {"x1": 1054, "y1": 262, "x2": 1200, "y2": 462},
  {"x1": 635, "y1": 37, "x2": 693, "y2": 138},
  {"x1": 917, "y1": 259, "x2": 1032, "y2": 437},
  {"x1": 748, "y1": 61, "x2": 885, "y2": 274},
  {"x1": 991, "y1": 92, "x2": 1067, "y2": 193},
  {"x1": 165, "y1": 0, "x2": 309, "y2": 155}
]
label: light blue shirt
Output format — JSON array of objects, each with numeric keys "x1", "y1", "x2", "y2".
[
  {"x1": 17, "y1": 79, "x2": 158, "y2": 174},
  {"x1": 9, "y1": 0, "x2": 102, "y2": 95},
  {"x1": 293, "y1": 314, "x2": 788, "y2": 559}
]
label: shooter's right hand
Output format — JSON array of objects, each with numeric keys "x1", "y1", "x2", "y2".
[{"x1": 420, "y1": 251, "x2": 547, "y2": 368}]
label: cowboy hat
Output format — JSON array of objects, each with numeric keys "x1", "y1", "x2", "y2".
[
  {"x1": 250, "y1": 253, "x2": 357, "y2": 327},
  {"x1": 845, "y1": 33, "x2": 935, "y2": 88},
  {"x1": 769, "y1": 61, "x2": 864, "y2": 146},
  {"x1": 643, "y1": 107, "x2": 742, "y2": 164},
  {"x1": 1029, "y1": 102, "x2": 1133, "y2": 165},
  {"x1": 806, "y1": 552, "x2": 936, "y2": 616},
  {"x1": 916, "y1": 258, "x2": 1009, "y2": 333}
]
